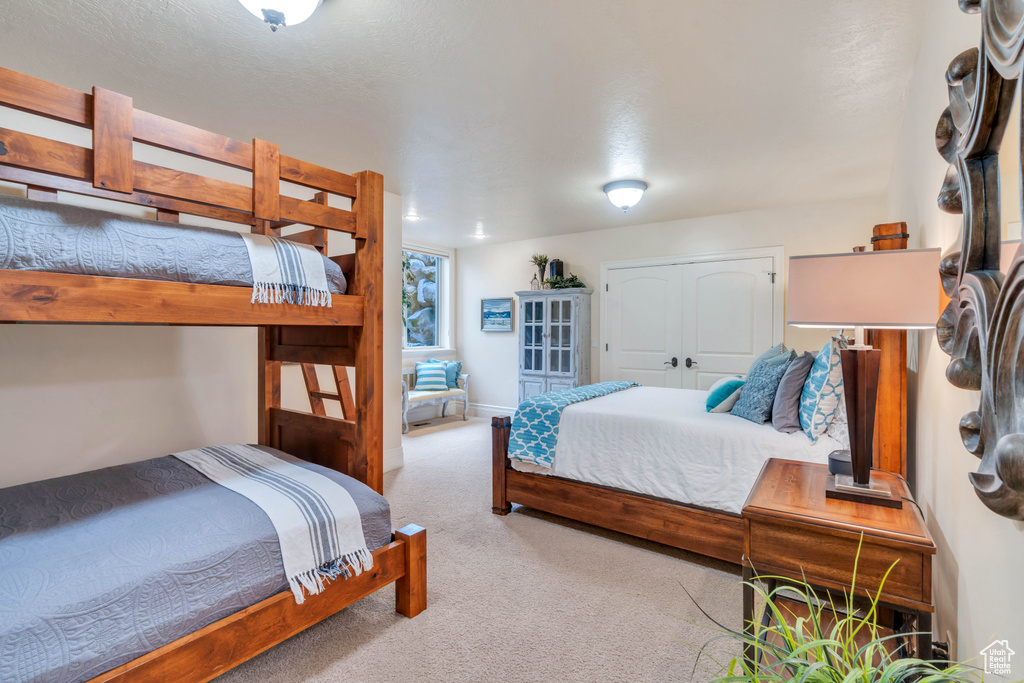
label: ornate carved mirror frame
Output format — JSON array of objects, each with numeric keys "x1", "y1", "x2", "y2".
[{"x1": 938, "y1": 0, "x2": 1024, "y2": 519}]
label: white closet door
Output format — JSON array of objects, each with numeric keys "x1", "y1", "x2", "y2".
[
  {"x1": 606, "y1": 265, "x2": 684, "y2": 387},
  {"x1": 680, "y1": 257, "x2": 775, "y2": 390}
]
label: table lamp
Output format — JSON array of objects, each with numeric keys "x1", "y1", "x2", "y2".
[{"x1": 788, "y1": 247, "x2": 940, "y2": 507}]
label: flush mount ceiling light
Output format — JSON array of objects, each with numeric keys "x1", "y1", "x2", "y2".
[
  {"x1": 239, "y1": 0, "x2": 323, "y2": 31},
  {"x1": 603, "y1": 179, "x2": 648, "y2": 211},
  {"x1": 404, "y1": 213, "x2": 422, "y2": 221}
]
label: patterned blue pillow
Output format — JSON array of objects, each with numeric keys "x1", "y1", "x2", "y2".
[
  {"x1": 750, "y1": 343, "x2": 789, "y2": 372},
  {"x1": 428, "y1": 358, "x2": 463, "y2": 388},
  {"x1": 799, "y1": 340, "x2": 845, "y2": 442},
  {"x1": 414, "y1": 362, "x2": 448, "y2": 391},
  {"x1": 730, "y1": 359, "x2": 791, "y2": 424}
]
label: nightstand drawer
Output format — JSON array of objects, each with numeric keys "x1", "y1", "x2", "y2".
[{"x1": 747, "y1": 520, "x2": 930, "y2": 610}]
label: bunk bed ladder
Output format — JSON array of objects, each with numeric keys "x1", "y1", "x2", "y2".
[{"x1": 300, "y1": 364, "x2": 356, "y2": 419}]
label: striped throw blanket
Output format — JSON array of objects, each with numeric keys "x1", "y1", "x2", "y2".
[
  {"x1": 240, "y1": 233, "x2": 333, "y2": 307},
  {"x1": 508, "y1": 382, "x2": 638, "y2": 468},
  {"x1": 172, "y1": 444, "x2": 372, "y2": 604}
]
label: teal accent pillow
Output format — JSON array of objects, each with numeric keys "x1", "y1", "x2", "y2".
[
  {"x1": 414, "y1": 362, "x2": 449, "y2": 391},
  {"x1": 706, "y1": 376, "x2": 744, "y2": 412},
  {"x1": 731, "y1": 358, "x2": 792, "y2": 423},
  {"x1": 799, "y1": 340, "x2": 845, "y2": 442},
  {"x1": 428, "y1": 358, "x2": 463, "y2": 388}
]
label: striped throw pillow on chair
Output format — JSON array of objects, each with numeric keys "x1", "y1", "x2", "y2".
[{"x1": 414, "y1": 362, "x2": 449, "y2": 391}]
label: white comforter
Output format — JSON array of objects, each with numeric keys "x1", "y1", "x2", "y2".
[{"x1": 510, "y1": 386, "x2": 841, "y2": 514}]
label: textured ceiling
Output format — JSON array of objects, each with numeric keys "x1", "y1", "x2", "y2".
[{"x1": 0, "y1": 0, "x2": 929, "y2": 247}]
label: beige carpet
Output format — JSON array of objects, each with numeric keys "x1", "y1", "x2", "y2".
[{"x1": 219, "y1": 417, "x2": 744, "y2": 683}]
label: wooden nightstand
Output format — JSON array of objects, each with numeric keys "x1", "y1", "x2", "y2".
[{"x1": 741, "y1": 459, "x2": 936, "y2": 662}]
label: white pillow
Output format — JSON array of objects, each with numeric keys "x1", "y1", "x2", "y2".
[
  {"x1": 710, "y1": 384, "x2": 744, "y2": 413},
  {"x1": 825, "y1": 389, "x2": 850, "y2": 448},
  {"x1": 707, "y1": 375, "x2": 742, "y2": 394}
]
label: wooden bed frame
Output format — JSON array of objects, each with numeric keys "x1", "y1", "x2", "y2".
[
  {"x1": 0, "y1": 66, "x2": 426, "y2": 682},
  {"x1": 491, "y1": 329, "x2": 909, "y2": 565}
]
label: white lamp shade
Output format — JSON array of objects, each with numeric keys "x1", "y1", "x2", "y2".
[
  {"x1": 239, "y1": 0, "x2": 322, "y2": 27},
  {"x1": 787, "y1": 248, "x2": 941, "y2": 329}
]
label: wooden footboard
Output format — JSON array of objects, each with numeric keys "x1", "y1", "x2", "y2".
[
  {"x1": 86, "y1": 524, "x2": 426, "y2": 683},
  {"x1": 490, "y1": 416, "x2": 743, "y2": 564}
]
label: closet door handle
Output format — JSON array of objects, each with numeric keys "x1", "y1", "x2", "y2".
[
  {"x1": 685, "y1": 357, "x2": 698, "y2": 369},
  {"x1": 664, "y1": 357, "x2": 678, "y2": 368}
]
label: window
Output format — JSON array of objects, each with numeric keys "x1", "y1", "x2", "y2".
[{"x1": 403, "y1": 248, "x2": 448, "y2": 348}]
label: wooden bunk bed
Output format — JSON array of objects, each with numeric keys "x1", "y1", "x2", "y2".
[{"x1": 0, "y1": 66, "x2": 425, "y2": 683}]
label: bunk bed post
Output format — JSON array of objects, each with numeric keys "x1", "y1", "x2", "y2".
[
  {"x1": 258, "y1": 326, "x2": 282, "y2": 449},
  {"x1": 352, "y1": 170, "x2": 385, "y2": 493}
]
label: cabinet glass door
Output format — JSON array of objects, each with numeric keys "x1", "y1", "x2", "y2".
[
  {"x1": 548, "y1": 298, "x2": 574, "y2": 375},
  {"x1": 523, "y1": 300, "x2": 545, "y2": 374}
]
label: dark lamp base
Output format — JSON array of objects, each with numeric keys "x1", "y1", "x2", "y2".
[{"x1": 825, "y1": 473, "x2": 903, "y2": 509}]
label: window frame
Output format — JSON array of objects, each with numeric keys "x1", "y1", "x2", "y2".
[{"x1": 401, "y1": 240, "x2": 455, "y2": 355}]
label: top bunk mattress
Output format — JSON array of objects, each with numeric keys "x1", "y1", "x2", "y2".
[
  {"x1": 0, "y1": 193, "x2": 347, "y2": 294},
  {"x1": 0, "y1": 446, "x2": 390, "y2": 683},
  {"x1": 510, "y1": 386, "x2": 842, "y2": 514}
]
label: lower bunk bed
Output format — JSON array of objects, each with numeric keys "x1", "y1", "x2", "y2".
[
  {"x1": 492, "y1": 385, "x2": 845, "y2": 564},
  {"x1": 0, "y1": 446, "x2": 426, "y2": 683}
]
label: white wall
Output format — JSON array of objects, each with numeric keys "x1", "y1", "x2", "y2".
[
  {"x1": 0, "y1": 110, "x2": 404, "y2": 488},
  {"x1": 457, "y1": 197, "x2": 886, "y2": 412},
  {"x1": 885, "y1": 2, "x2": 1024, "y2": 664}
]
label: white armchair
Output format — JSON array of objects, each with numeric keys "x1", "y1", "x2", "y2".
[{"x1": 401, "y1": 368, "x2": 470, "y2": 434}]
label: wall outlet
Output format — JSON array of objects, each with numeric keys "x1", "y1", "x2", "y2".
[{"x1": 592, "y1": 337, "x2": 597, "y2": 348}]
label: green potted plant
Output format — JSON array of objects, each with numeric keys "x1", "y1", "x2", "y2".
[
  {"x1": 544, "y1": 273, "x2": 586, "y2": 290},
  {"x1": 689, "y1": 556, "x2": 986, "y2": 682},
  {"x1": 530, "y1": 254, "x2": 549, "y2": 287}
]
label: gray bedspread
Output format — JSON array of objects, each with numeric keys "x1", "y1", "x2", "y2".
[
  {"x1": 0, "y1": 193, "x2": 347, "y2": 294},
  {"x1": 0, "y1": 446, "x2": 390, "y2": 683}
]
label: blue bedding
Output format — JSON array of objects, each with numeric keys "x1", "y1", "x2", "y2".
[
  {"x1": 0, "y1": 447, "x2": 391, "y2": 683},
  {"x1": 0, "y1": 192, "x2": 347, "y2": 294},
  {"x1": 507, "y1": 381, "x2": 638, "y2": 467}
]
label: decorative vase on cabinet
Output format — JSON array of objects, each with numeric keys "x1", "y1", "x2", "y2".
[{"x1": 516, "y1": 288, "x2": 593, "y2": 404}]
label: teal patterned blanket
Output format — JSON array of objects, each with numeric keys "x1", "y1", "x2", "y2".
[{"x1": 508, "y1": 382, "x2": 639, "y2": 467}]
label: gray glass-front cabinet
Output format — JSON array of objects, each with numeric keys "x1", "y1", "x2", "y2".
[{"x1": 516, "y1": 288, "x2": 593, "y2": 403}]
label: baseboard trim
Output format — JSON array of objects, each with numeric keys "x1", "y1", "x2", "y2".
[
  {"x1": 469, "y1": 403, "x2": 516, "y2": 419},
  {"x1": 383, "y1": 446, "x2": 404, "y2": 472}
]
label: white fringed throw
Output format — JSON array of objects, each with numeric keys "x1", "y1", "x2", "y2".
[
  {"x1": 240, "y1": 233, "x2": 332, "y2": 307},
  {"x1": 172, "y1": 445, "x2": 372, "y2": 604}
]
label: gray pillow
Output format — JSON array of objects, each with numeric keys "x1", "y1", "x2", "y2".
[
  {"x1": 731, "y1": 358, "x2": 792, "y2": 424},
  {"x1": 772, "y1": 351, "x2": 816, "y2": 433}
]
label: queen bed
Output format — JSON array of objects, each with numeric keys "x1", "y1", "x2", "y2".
[
  {"x1": 508, "y1": 386, "x2": 842, "y2": 515},
  {"x1": 492, "y1": 381, "x2": 869, "y2": 563}
]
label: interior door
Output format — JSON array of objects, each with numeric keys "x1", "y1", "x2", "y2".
[
  {"x1": 606, "y1": 265, "x2": 684, "y2": 387},
  {"x1": 680, "y1": 257, "x2": 775, "y2": 389}
]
